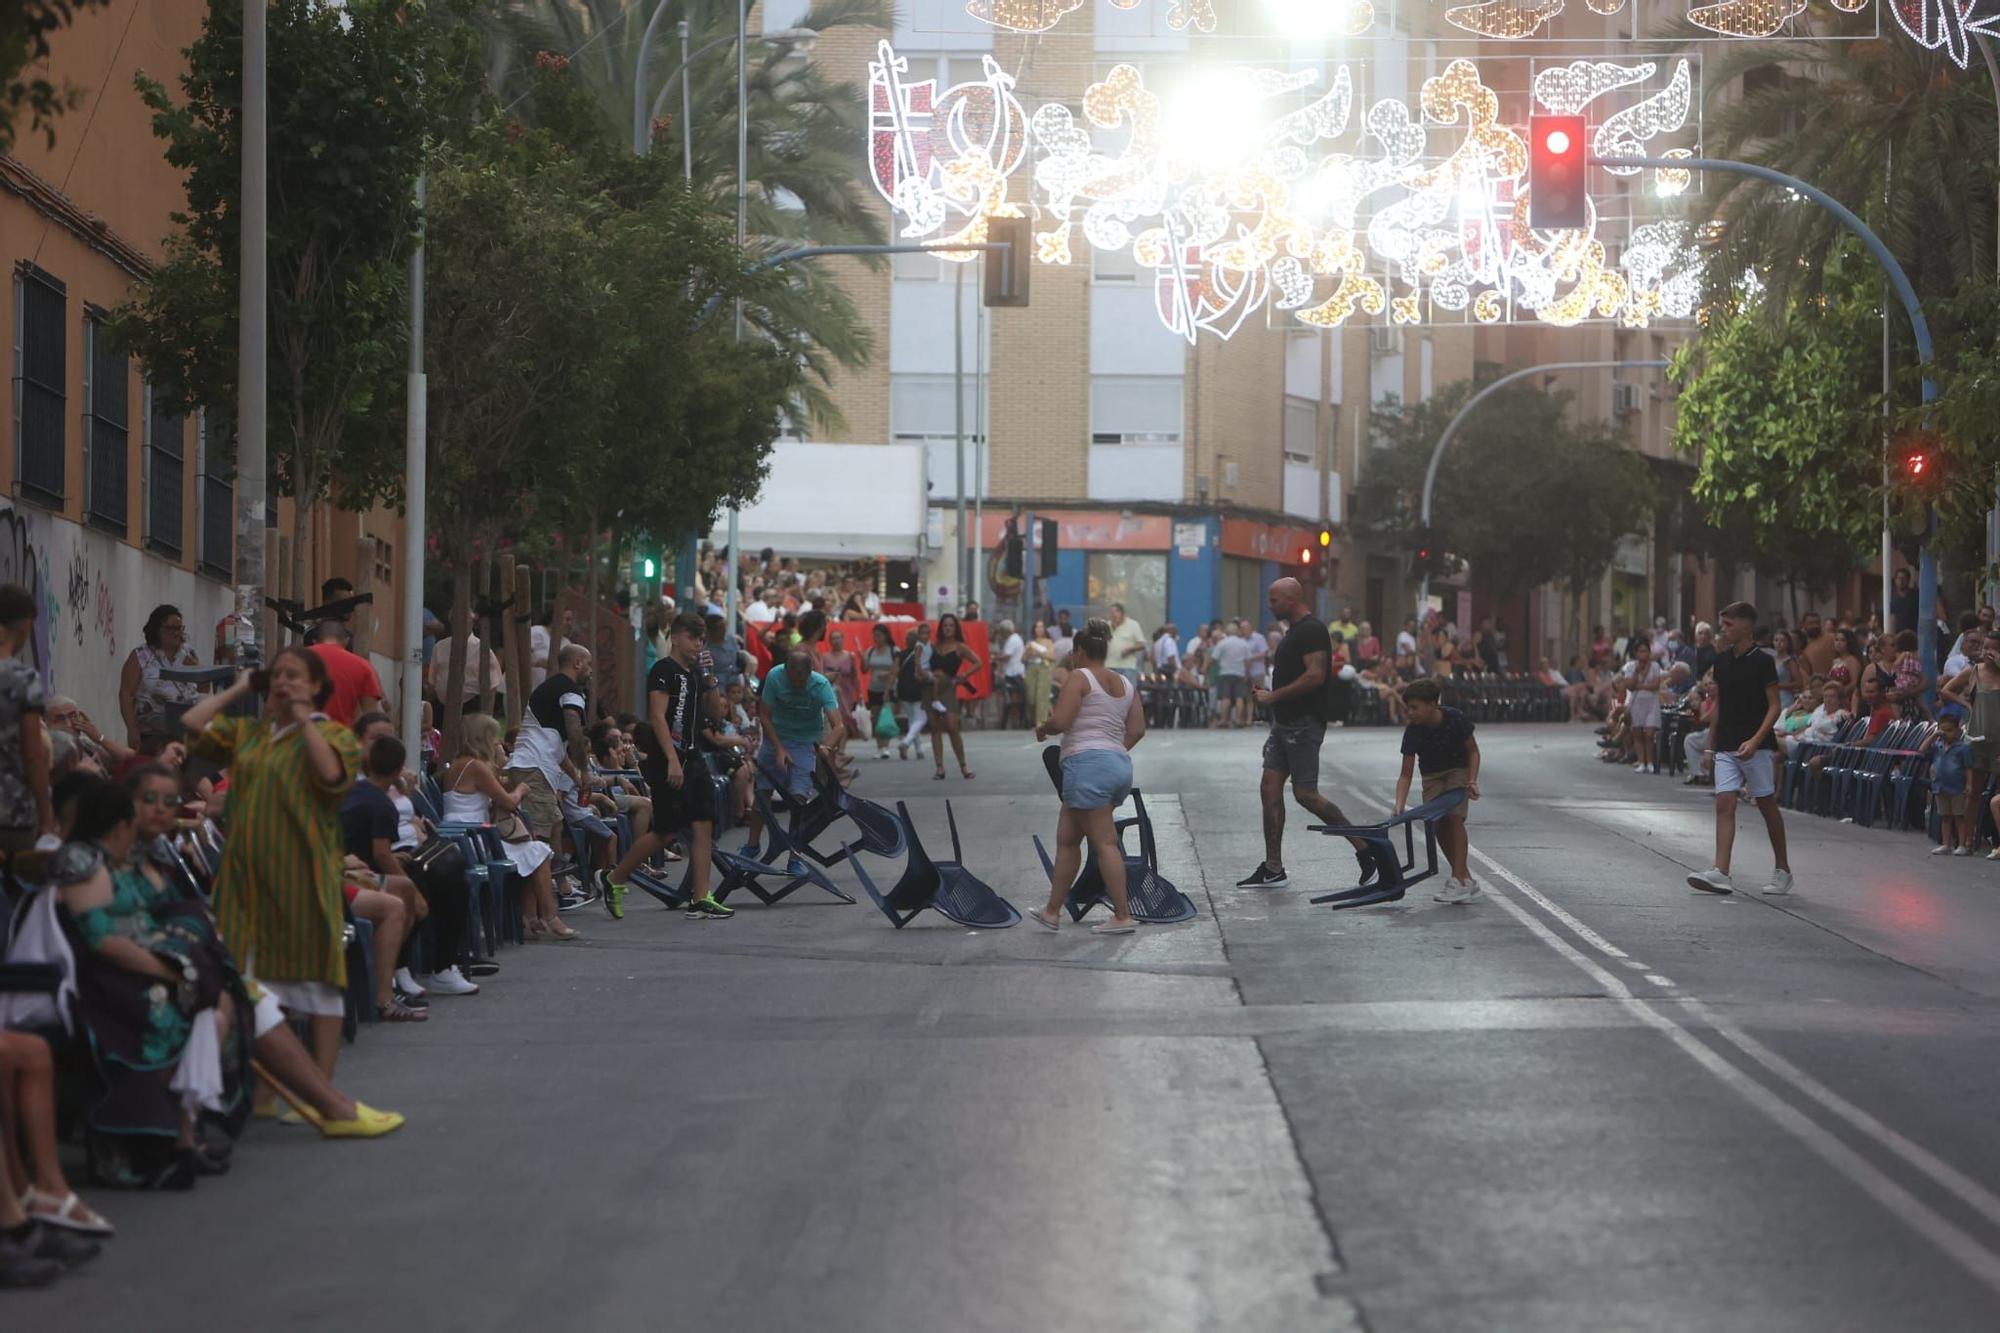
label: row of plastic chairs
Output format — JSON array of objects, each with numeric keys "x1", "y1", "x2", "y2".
[{"x1": 1781, "y1": 718, "x2": 1938, "y2": 831}]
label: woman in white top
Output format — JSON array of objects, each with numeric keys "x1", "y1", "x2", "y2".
[
  {"x1": 1030, "y1": 618, "x2": 1147, "y2": 934},
  {"x1": 1620, "y1": 639, "x2": 1665, "y2": 773},
  {"x1": 119, "y1": 604, "x2": 201, "y2": 749},
  {"x1": 438, "y1": 714, "x2": 573, "y2": 941}
]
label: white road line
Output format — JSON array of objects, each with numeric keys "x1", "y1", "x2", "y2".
[
  {"x1": 1332, "y1": 779, "x2": 2000, "y2": 1294},
  {"x1": 1644, "y1": 974, "x2": 1676, "y2": 988}
]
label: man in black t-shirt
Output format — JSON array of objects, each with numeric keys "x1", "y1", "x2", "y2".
[
  {"x1": 1687, "y1": 601, "x2": 1794, "y2": 897},
  {"x1": 1240, "y1": 577, "x2": 1381, "y2": 890},
  {"x1": 598, "y1": 611, "x2": 733, "y2": 920},
  {"x1": 504, "y1": 644, "x2": 593, "y2": 846}
]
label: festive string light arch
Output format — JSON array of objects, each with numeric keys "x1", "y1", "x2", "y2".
[{"x1": 867, "y1": 42, "x2": 1704, "y2": 339}]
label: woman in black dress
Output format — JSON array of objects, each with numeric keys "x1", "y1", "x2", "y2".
[{"x1": 928, "y1": 613, "x2": 984, "y2": 781}]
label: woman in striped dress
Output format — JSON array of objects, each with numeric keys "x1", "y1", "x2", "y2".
[{"x1": 181, "y1": 647, "x2": 360, "y2": 1079}]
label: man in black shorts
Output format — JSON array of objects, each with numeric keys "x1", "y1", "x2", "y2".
[
  {"x1": 596, "y1": 611, "x2": 733, "y2": 920},
  {"x1": 1240, "y1": 577, "x2": 1380, "y2": 889}
]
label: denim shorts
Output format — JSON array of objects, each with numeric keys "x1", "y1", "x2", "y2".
[
  {"x1": 755, "y1": 739, "x2": 819, "y2": 800},
  {"x1": 1061, "y1": 749, "x2": 1133, "y2": 811}
]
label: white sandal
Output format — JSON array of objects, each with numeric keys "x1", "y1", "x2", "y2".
[
  {"x1": 1090, "y1": 919, "x2": 1137, "y2": 936},
  {"x1": 27, "y1": 1187, "x2": 114, "y2": 1236},
  {"x1": 1030, "y1": 908, "x2": 1061, "y2": 932}
]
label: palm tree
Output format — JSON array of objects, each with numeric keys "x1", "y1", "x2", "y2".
[
  {"x1": 477, "y1": 0, "x2": 888, "y2": 432},
  {"x1": 1689, "y1": 35, "x2": 1998, "y2": 315}
]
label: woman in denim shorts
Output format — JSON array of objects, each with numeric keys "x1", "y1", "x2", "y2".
[{"x1": 1030, "y1": 618, "x2": 1149, "y2": 934}]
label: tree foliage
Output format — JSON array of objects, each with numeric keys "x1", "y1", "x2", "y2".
[
  {"x1": 0, "y1": 0, "x2": 112, "y2": 154},
  {"x1": 110, "y1": 0, "x2": 476, "y2": 595},
  {"x1": 1667, "y1": 255, "x2": 1887, "y2": 597},
  {"x1": 477, "y1": 0, "x2": 886, "y2": 431},
  {"x1": 1691, "y1": 36, "x2": 1997, "y2": 315},
  {"x1": 423, "y1": 59, "x2": 805, "y2": 578},
  {"x1": 1356, "y1": 381, "x2": 1659, "y2": 600}
]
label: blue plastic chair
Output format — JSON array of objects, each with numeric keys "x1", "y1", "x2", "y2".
[
  {"x1": 850, "y1": 801, "x2": 1020, "y2": 929},
  {"x1": 1306, "y1": 789, "x2": 1469, "y2": 909},
  {"x1": 1029, "y1": 746, "x2": 1195, "y2": 924}
]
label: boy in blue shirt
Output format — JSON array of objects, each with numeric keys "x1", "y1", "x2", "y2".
[
  {"x1": 1393, "y1": 678, "x2": 1482, "y2": 903},
  {"x1": 1922, "y1": 713, "x2": 1975, "y2": 856}
]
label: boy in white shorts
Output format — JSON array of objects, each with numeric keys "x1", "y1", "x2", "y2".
[{"x1": 1686, "y1": 602, "x2": 1795, "y2": 897}]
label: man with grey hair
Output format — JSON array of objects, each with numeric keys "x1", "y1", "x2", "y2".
[{"x1": 996, "y1": 618, "x2": 1026, "y2": 728}]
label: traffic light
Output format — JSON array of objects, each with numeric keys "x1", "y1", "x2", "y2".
[
  {"x1": 1037, "y1": 516, "x2": 1059, "y2": 576},
  {"x1": 1317, "y1": 527, "x2": 1333, "y2": 550},
  {"x1": 1529, "y1": 115, "x2": 1588, "y2": 230},
  {"x1": 641, "y1": 555, "x2": 657, "y2": 579},
  {"x1": 1003, "y1": 531, "x2": 1025, "y2": 579},
  {"x1": 984, "y1": 214, "x2": 1031, "y2": 308},
  {"x1": 1893, "y1": 432, "x2": 1942, "y2": 497}
]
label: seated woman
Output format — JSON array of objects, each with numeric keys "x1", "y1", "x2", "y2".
[
  {"x1": 54, "y1": 775, "x2": 251, "y2": 1187},
  {"x1": 119, "y1": 765, "x2": 402, "y2": 1138},
  {"x1": 440, "y1": 714, "x2": 573, "y2": 941}
]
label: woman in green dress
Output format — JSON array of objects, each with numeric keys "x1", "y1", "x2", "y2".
[{"x1": 180, "y1": 647, "x2": 360, "y2": 1080}]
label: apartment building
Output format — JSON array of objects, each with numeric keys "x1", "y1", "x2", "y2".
[
  {"x1": 723, "y1": 0, "x2": 1797, "y2": 660},
  {"x1": 3, "y1": 0, "x2": 409, "y2": 724}
]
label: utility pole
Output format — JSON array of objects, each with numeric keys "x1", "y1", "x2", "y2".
[
  {"x1": 402, "y1": 173, "x2": 428, "y2": 762},
  {"x1": 236, "y1": 0, "x2": 268, "y2": 661}
]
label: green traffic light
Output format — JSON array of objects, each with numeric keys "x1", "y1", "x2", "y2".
[{"x1": 642, "y1": 558, "x2": 657, "y2": 578}]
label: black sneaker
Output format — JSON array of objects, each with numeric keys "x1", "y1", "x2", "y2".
[
  {"x1": 555, "y1": 889, "x2": 595, "y2": 914},
  {"x1": 684, "y1": 895, "x2": 735, "y2": 920},
  {"x1": 392, "y1": 985, "x2": 429, "y2": 1009},
  {"x1": 1236, "y1": 863, "x2": 1289, "y2": 888},
  {"x1": 29, "y1": 1221, "x2": 100, "y2": 1270},
  {"x1": 0, "y1": 1226, "x2": 61, "y2": 1288},
  {"x1": 464, "y1": 959, "x2": 501, "y2": 978}
]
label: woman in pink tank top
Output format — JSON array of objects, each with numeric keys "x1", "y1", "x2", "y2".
[{"x1": 1029, "y1": 618, "x2": 1148, "y2": 933}]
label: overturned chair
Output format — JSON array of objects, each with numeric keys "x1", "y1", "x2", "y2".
[
  {"x1": 619, "y1": 761, "x2": 860, "y2": 910},
  {"x1": 757, "y1": 753, "x2": 906, "y2": 869},
  {"x1": 850, "y1": 801, "x2": 1020, "y2": 929},
  {"x1": 1305, "y1": 788, "x2": 1467, "y2": 909},
  {"x1": 1030, "y1": 746, "x2": 1197, "y2": 924}
]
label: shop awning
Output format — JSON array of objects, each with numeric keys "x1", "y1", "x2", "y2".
[{"x1": 711, "y1": 442, "x2": 927, "y2": 560}]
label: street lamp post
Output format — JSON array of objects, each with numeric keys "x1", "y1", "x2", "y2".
[{"x1": 236, "y1": 0, "x2": 268, "y2": 663}]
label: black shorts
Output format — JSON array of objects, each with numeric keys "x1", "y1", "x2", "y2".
[{"x1": 642, "y1": 757, "x2": 717, "y2": 831}]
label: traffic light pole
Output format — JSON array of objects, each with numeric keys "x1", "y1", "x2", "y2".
[
  {"x1": 1415, "y1": 359, "x2": 1667, "y2": 624},
  {"x1": 1595, "y1": 154, "x2": 1939, "y2": 678}
]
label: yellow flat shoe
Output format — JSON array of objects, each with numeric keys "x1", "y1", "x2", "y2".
[{"x1": 318, "y1": 1103, "x2": 405, "y2": 1139}]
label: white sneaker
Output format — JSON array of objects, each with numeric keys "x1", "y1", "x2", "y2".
[
  {"x1": 392, "y1": 966, "x2": 426, "y2": 997},
  {"x1": 1687, "y1": 867, "x2": 1734, "y2": 895},
  {"x1": 420, "y1": 965, "x2": 480, "y2": 996},
  {"x1": 1633, "y1": 762, "x2": 1647, "y2": 772},
  {"x1": 1760, "y1": 869, "x2": 1795, "y2": 896},
  {"x1": 1953, "y1": 846, "x2": 1975, "y2": 857},
  {"x1": 1434, "y1": 877, "x2": 1480, "y2": 904},
  {"x1": 1931, "y1": 844, "x2": 1954, "y2": 855}
]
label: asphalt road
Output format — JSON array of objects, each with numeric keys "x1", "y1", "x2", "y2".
[{"x1": 32, "y1": 722, "x2": 2000, "y2": 1331}]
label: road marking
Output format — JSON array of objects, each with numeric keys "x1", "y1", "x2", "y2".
[
  {"x1": 1333, "y1": 780, "x2": 2000, "y2": 1294},
  {"x1": 1644, "y1": 974, "x2": 1676, "y2": 988}
]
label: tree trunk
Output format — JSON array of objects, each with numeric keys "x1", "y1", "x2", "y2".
[
  {"x1": 507, "y1": 562, "x2": 532, "y2": 725},
  {"x1": 440, "y1": 560, "x2": 471, "y2": 763},
  {"x1": 475, "y1": 553, "x2": 496, "y2": 716}
]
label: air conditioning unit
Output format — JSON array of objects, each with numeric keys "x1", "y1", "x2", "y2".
[
  {"x1": 1612, "y1": 381, "x2": 1640, "y2": 416},
  {"x1": 1369, "y1": 326, "x2": 1400, "y2": 358}
]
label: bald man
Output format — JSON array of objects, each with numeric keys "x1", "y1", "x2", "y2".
[{"x1": 1240, "y1": 578, "x2": 1383, "y2": 889}]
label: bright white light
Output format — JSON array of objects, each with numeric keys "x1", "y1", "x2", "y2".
[
  {"x1": 1262, "y1": 0, "x2": 1373, "y2": 36},
  {"x1": 1164, "y1": 72, "x2": 1265, "y2": 170},
  {"x1": 1544, "y1": 128, "x2": 1571, "y2": 155}
]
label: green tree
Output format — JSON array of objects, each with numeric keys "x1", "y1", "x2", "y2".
[
  {"x1": 478, "y1": 0, "x2": 885, "y2": 430},
  {"x1": 110, "y1": 0, "x2": 473, "y2": 601},
  {"x1": 1666, "y1": 259, "x2": 1886, "y2": 598},
  {"x1": 1356, "y1": 381, "x2": 1658, "y2": 601},
  {"x1": 0, "y1": 0, "x2": 112, "y2": 153}
]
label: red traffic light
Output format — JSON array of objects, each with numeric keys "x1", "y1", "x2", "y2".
[
  {"x1": 1529, "y1": 114, "x2": 1587, "y2": 230},
  {"x1": 1893, "y1": 433, "x2": 1941, "y2": 491},
  {"x1": 1902, "y1": 447, "x2": 1931, "y2": 480}
]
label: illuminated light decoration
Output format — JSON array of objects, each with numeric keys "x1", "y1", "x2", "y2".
[
  {"x1": 1584, "y1": 0, "x2": 1627, "y2": 10},
  {"x1": 869, "y1": 45, "x2": 1701, "y2": 336},
  {"x1": 962, "y1": 0, "x2": 1083, "y2": 33},
  {"x1": 1443, "y1": 0, "x2": 1566, "y2": 39},
  {"x1": 1166, "y1": 0, "x2": 1220, "y2": 30},
  {"x1": 1686, "y1": 0, "x2": 1807, "y2": 35},
  {"x1": 1654, "y1": 148, "x2": 1694, "y2": 197},
  {"x1": 1888, "y1": 0, "x2": 1999, "y2": 67},
  {"x1": 1531, "y1": 61, "x2": 1651, "y2": 116},
  {"x1": 1592, "y1": 59, "x2": 1691, "y2": 176}
]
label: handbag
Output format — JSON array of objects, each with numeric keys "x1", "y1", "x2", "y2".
[
  {"x1": 408, "y1": 835, "x2": 469, "y2": 881},
  {"x1": 491, "y1": 811, "x2": 533, "y2": 845}
]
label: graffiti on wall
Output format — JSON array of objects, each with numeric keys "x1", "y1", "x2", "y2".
[{"x1": 0, "y1": 508, "x2": 57, "y2": 682}]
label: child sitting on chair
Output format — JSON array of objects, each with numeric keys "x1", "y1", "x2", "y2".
[{"x1": 1393, "y1": 678, "x2": 1481, "y2": 904}]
